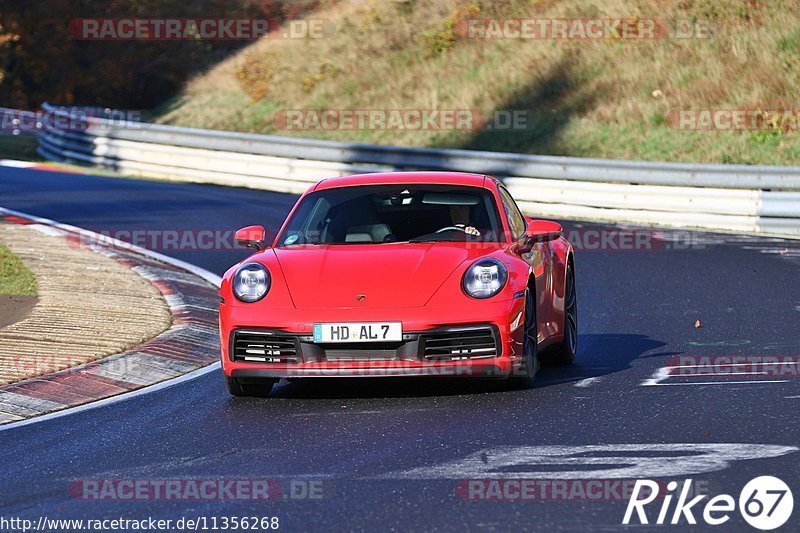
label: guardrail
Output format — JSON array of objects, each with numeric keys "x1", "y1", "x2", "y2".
[{"x1": 28, "y1": 103, "x2": 800, "y2": 236}]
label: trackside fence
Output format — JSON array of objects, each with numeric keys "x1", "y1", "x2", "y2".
[{"x1": 26, "y1": 103, "x2": 800, "y2": 236}]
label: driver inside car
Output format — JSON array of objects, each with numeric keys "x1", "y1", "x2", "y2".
[{"x1": 449, "y1": 204, "x2": 481, "y2": 236}]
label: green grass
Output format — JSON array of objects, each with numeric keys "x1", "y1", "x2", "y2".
[
  {"x1": 0, "y1": 134, "x2": 42, "y2": 162},
  {"x1": 154, "y1": 0, "x2": 800, "y2": 166},
  {"x1": 0, "y1": 243, "x2": 37, "y2": 296}
]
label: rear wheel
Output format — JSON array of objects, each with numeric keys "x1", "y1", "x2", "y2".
[
  {"x1": 509, "y1": 287, "x2": 539, "y2": 388},
  {"x1": 224, "y1": 375, "x2": 277, "y2": 397},
  {"x1": 548, "y1": 262, "x2": 577, "y2": 365}
]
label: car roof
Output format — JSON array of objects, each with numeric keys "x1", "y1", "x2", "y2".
[{"x1": 312, "y1": 171, "x2": 491, "y2": 191}]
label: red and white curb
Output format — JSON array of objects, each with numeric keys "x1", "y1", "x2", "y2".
[
  {"x1": 0, "y1": 158, "x2": 75, "y2": 173},
  {"x1": 0, "y1": 207, "x2": 222, "y2": 429}
]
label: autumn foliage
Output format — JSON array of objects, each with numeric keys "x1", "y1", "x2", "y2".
[{"x1": 0, "y1": 0, "x2": 322, "y2": 109}]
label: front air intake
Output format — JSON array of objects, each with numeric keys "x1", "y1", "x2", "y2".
[
  {"x1": 422, "y1": 328, "x2": 498, "y2": 360},
  {"x1": 232, "y1": 330, "x2": 299, "y2": 363}
]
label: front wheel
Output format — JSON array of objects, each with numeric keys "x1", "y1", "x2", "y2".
[
  {"x1": 224, "y1": 374, "x2": 277, "y2": 397},
  {"x1": 547, "y1": 262, "x2": 577, "y2": 365},
  {"x1": 509, "y1": 287, "x2": 539, "y2": 388}
]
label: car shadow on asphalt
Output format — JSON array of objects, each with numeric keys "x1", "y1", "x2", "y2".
[{"x1": 257, "y1": 333, "x2": 671, "y2": 400}]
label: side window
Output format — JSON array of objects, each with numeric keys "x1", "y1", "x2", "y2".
[
  {"x1": 305, "y1": 197, "x2": 330, "y2": 243},
  {"x1": 499, "y1": 187, "x2": 526, "y2": 239}
]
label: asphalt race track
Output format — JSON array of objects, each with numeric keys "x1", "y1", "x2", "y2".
[{"x1": 1, "y1": 166, "x2": 799, "y2": 531}]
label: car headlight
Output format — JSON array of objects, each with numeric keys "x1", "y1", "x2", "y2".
[
  {"x1": 462, "y1": 258, "x2": 507, "y2": 299},
  {"x1": 233, "y1": 263, "x2": 270, "y2": 302}
]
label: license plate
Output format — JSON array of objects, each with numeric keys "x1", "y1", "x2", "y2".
[{"x1": 313, "y1": 322, "x2": 402, "y2": 343}]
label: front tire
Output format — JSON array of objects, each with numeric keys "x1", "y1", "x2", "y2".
[
  {"x1": 509, "y1": 287, "x2": 539, "y2": 388},
  {"x1": 224, "y1": 375, "x2": 277, "y2": 397},
  {"x1": 548, "y1": 261, "x2": 577, "y2": 365}
]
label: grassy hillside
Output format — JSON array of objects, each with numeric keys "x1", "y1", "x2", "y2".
[
  {"x1": 0, "y1": 243, "x2": 37, "y2": 296},
  {"x1": 0, "y1": 0, "x2": 320, "y2": 109},
  {"x1": 156, "y1": 0, "x2": 800, "y2": 165}
]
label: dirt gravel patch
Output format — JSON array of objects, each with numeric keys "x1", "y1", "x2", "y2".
[
  {"x1": 0, "y1": 221, "x2": 172, "y2": 385},
  {"x1": 0, "y1": 295, "x2": 38, "y2": 329}
]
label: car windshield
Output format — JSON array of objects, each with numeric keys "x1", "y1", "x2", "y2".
[{"x1": 277, "y1": 184, "x2": 504, "y2": 246}]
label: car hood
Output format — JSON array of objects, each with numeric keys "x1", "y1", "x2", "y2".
[{"x1": 273, "y1": 243, "x2": 493, "y2": 309}]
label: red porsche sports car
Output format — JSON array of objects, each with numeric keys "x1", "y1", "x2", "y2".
[{"x1": 219, "y1": 171, "x2": 576, "y2": 396}]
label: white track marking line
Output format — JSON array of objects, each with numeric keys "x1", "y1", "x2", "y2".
[
  {"x1": 378, "y1": 444, "x2": 799, "y2": 480},
  {"x1": 642, "y1": 361, "x2": 797, "y2": 386},
  {"x1": 0, "y1": 363, "x2": 221, "y2": 433},
  {"x1": 670, "y1": 362, "x2": 799, "y2": 369},
  {"x1": 0, "y1": 206, "x2": 221, "y2": 287},
  {"x1": 640, "y1": 367, "x2": 671, "y2": 386},
  {"x1": 0, "y1": 159, "x2": 37, "y2": 168},
  {"x1": 681, "y1": 371, "x2": 770, "y2": 377},
  {"x1": 574, "y1": 377, "x2": 601, "y2": 387},
  {"x1": 650, "y1": 380, "x2": 788, "y2": 386},
  {"x1": 27, "y1": 223, "x2": 67, "y2": 237},
  {"x1": 0, "y1": 206, "x2": 222, "y2": 433}
]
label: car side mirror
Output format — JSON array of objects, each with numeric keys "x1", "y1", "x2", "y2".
[
  {"x1": 517, "y1": 219, "x2": 563, "y2": 252},
  {"x1": 235, "y1": 225, "x2": 268, "y2": 250},
  {"x1": 526, "y1": 219, "x2": 563, "y2": 241}
]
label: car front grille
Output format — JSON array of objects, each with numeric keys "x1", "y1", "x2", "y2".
[
  {"x1": 422, "y1": 328, "x2": 498, "y2": 360},
  {"x1": 231, "y1": 326, "x2": 499, "y2": 363},
  {"x1": 232, "y1": 331, "x2": 299, "y2": 363},
  {"x1": 314, "y1": 342, "x2": 404, "y2": 361}
]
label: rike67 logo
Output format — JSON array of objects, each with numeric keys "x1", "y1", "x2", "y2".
[{"x1": 623, "y1": 476, "x2": 793, "y2": 530}]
